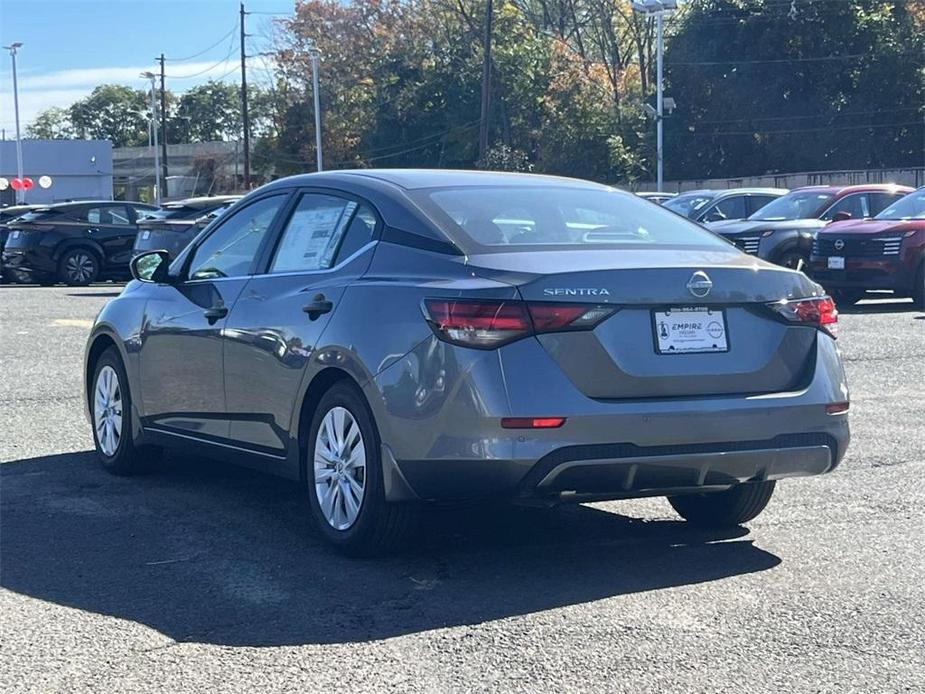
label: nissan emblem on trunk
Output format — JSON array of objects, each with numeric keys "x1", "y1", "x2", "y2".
[{"x1": 687, "y1": 271, "x2": 713, "y2": 298}]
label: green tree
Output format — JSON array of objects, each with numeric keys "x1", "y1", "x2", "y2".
[
  {"x1": 68, "y1": 84, "x2": 150, "y2": 147},
  {"x1": 26, "y1": 107, "x2": 76, "y2": 139},
  {"x1": 174, "y1": 80, "x2": 242, "y2": 142},
  {"x1": 664, "y1": 0, "x2": 925, "y2": 178}
]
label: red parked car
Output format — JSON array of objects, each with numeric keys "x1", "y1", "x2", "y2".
[{"x1": 810, "y1": 187, "x2": 925, "y2": 307}]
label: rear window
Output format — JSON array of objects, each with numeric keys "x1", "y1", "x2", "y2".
[
  {"x1": 138, "y1": 206, "x2": 205, "y2": 221},
  {"x1": 750, "y1": 191, "x2": 834, "y2": 221},
  {"x1": 14, "y1": 208, "x2": 63, "y2": 222},
  {"x1": 412, "y1": 186, "x2": 730, "y2": 252}
]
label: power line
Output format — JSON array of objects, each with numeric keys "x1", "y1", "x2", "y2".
[{"x1": 167, "y1": 21, "x2": 238, "y2": 62}]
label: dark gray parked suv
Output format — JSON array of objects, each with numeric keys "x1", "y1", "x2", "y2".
[{"x1": 84, "y1": 170, "x2": 850, "y2": 554}]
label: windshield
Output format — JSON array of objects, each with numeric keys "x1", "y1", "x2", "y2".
[
  {"x1": 662, "y1": 192, "x2": 715, "y2": 219},
  {"x1": 876, "y1": 189, "x2": 925, "y2": 220},
  {"x1": 412, "y1": 186, "x2": 732, "y2": 252},
  {"x1": 749, "y1": 191, "x2": 834, "y2": 221}
]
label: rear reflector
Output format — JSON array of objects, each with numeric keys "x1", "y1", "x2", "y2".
[
  {"x1": 422, "y1": 298, "x2": 615, "y2": 349},
  {"x1": 825, "y1": 401, "x2": 850, "y2": 414},
  {"x1": 501, "y1": 417, "x2": 566, "y2": 429},
  {"x1": 768, "y1": 296, "x2": 838, "y2": 337}
]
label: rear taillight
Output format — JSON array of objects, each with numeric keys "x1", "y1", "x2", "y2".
[
  {"x1": 422, "y1": 299, "x2": 616, "y2": 349},
  {"x1": 768, "y1": 296, "x2": 838, "y2": 337}
]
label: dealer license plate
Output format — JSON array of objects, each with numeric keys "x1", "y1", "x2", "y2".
[{"x1": 653, "y1": 307, "x2": 729, "y2": 354}]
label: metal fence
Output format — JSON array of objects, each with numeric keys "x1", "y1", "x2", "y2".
[{"x1": 634, "y1": 167, "x2": 925, "y2": 193}]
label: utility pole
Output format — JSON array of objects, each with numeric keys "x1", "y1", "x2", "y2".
[
  {"x1": 141, "y1": 72, "x2": 162, "y2": 204},
  {"x1": 158, "y1": 54, "x2": 169, "y2": 199},
  {"x1": 307, "y1": 41, "x2": 322, "y2": 171},
  {"x1": 240, "y1": 2, "x2": 251, "y2": 189},
  {"x1": 478, "y1": 0, "x2": 493, "y2": 163},
  {"x1": 4, "y1": 42, "x2": 24, "y2": 203}
]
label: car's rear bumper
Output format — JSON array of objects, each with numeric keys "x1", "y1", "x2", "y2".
[
  {"x1": 1, "y1": 248, "x2": 56, "y2": 276},
  {"x1": 373, "y1": 333, "x2": 850, "y2": 502},
  {"x1": 810, "y1": 257, "x2": 914, "y2": 293}
]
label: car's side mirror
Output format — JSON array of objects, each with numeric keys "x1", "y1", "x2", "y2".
[
  {"x1": 831, "y1": 211, "x2": 852, "y2": 222},
  {"x1": 130, "y1": 249, "x2": 172, "y2": 283}
]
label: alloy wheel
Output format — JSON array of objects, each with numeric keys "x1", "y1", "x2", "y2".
[
  {"x1": 66, "y1": 253, "x2": 96, "y2": 283},
  {"x1": 314, "y1": 406, "x2": 367, "y2": 530},
  {"x1": 94, "y1": 365, "x2": 123, "y2": 457}
]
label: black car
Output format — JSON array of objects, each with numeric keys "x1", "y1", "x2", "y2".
[
  {"x1": 0, "y1": 204, "x2": 38, "y2": 283},
  {"x1": 133, "y1": 195, "x2": 241, "y2": 260},
  {"x1": 1, "y1": 200, "x2": 157, "y2": 285}
]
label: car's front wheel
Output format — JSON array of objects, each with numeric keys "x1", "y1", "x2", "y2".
[
  {"x1": 776, "y1": 250, "x2": 809, "y2": 273},
  {"x1": 91, "y1": 347, "x2": 160, "y2": 475},
  {"x1": 668, "y1": 481, "x2": 776, "y2": 527},
  {"x1": 59, "y1": 248, "x2": 100, "y2": 285},
  {"x1": 306, "y1": 381, "x2": 416, "y2": 555}
]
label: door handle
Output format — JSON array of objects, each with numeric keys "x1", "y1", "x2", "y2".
[
  {"x1": 302, "y1": 293, "x2": 333, "y2": 320},
  {"x1": 203, "y1": 306, "x2": 228, "y2": 324}
]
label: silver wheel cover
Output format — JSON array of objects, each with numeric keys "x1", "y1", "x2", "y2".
[
  {"x1": 314, "y1": 406, "x2": 367, "y2": 530},
  {"x1": 94, "y1": 365, "x2": 123, "y2": 457},
  {"x1": 66, "y1": 253, "x2": 95, "y2": 282}
]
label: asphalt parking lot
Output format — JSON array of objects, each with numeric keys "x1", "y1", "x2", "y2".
[{"x1": 1, "y1": 284, "x2": 923, "y2": 693}]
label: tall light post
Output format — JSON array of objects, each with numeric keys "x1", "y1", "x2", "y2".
[
  {"x1": 140, "y1": 72, "x2": 162, "y2": 204},
  {"x1": 3, "y1": 42, "x2": 25, "y2": 203},
  {"x1": 632, "y1": 0, "x2": 678, "y2": 192},
  {"x1": 307, "y1": 40, "x2": 323, "y2": 172}
]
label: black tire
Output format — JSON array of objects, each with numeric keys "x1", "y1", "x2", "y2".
[
  {"x1": 90, "y1": 347, "x2": 160, "y2": 475},
  {"x1": 913, "y1": 263, "x2": 925, "y2": 310},
  {"x1": 831, "y1": 289, "x2": 864, "y2": 306},
  {"x1": 776, "y1": 250, "x2": 809, "y2": 273},
  {"x1": 668, "y1": 481, "x2": 776, "y2": 527},
  {"x1": 58, "y1": 248, "x2": 100, "y2": 286},
  {"x1": 305, "y1": 381, "x2": 417, "y2": 555}
]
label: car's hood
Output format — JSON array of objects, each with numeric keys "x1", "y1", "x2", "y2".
[
  {"x1": 707, "y1": 219, "x2": 827, "y2": 236},
  {"x1": 817, "y1": 218, "x2": 925, "y2": 236}
]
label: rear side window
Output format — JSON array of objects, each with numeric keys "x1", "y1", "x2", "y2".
[
  {"x1": 747, "y1": 195, "x2": 778, "y2": 216},
  {"x1": 333, "y1": 205, "x2": 377, "y2": 264},
  {"x1": 413, "y1": 186, "x2": 730, "y2": 252},
  {"x1": 83, "y1": 205, "x2": 131, "y2": 225},
  {"x1": 269, "y1": 194, "x2": 368, "y2": 273}
]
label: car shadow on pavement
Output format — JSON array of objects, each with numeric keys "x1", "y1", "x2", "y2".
[
  {"x1": 1, "y1": 451, "x2": 781, "y2": 647},
  {"x1": 840, "y1": 298, "x2": 920, "y2": 315}
]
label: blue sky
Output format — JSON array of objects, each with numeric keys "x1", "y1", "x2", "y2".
[{"x1": 0, "y1": 0, "x2": 295, "y2": 132}]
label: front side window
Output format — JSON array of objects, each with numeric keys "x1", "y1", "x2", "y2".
[
  {"x1": 412, "y1": 186, "x2": 730, "y2": 252},
  {"x1": 821, "y1": 194, "x2": 868, "y2": 221},
  {"x1": 702, "y1": 196, "x2": 747, "y2": 222},
  {"x1": 83, "y1": 205, "x2": 131, "y2": 225},
  {"x1": 750, "y1": 191, "x2": 835, "y2": 221},
  {"x1": 269, "y1": 194, "x2": 362, "y2": 273},
  {"x1": 188, "y1": 195, "x2": 285, "y2": 280},
  {"x1": 747, "y1": 195, "x2": 778, "y2": 215}
]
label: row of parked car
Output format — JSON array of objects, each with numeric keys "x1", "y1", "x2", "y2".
[
  {"x1": 643, "y1": 183, "x2": 925, "y2": 307},
  {"x1": 1, "y1": 181, "x2": 923, "y2": 308},
  {"x1": 0, "y1": 195, "x2": 239, "y2": 286}
]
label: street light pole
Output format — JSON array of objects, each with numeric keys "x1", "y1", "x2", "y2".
[
  {"x1": 632, "y1": 0, "x2": 678, "y2": 193},
  {"x1": 4, "y1": 42, "x2": 25, "y2": 203},
  {"x1": 141, "y1": 72, "x2": 161, "y2": 205},
  {"x1": 307, "y1": 41, "x2": 323, "y2": 172},
  {"x1": 656, "y1": 11, "x2": 664, "y2": 192}
]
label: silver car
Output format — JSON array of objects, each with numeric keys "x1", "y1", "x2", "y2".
[{"x1": 84, "y1": 170, "x2": 850, "y2": 554}]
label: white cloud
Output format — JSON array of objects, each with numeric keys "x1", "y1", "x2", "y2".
[{"x1": 0, "y1": 58, "x2": 256, "y2": 130}]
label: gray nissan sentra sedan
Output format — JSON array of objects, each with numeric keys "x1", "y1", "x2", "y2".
[{"x1": 84, "y1": 169, "x2": 850, "y2": 554}]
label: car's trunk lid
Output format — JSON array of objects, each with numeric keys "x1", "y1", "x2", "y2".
[{"x1": 468, "y1": 248, "x2": 822, "y2": 399}]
